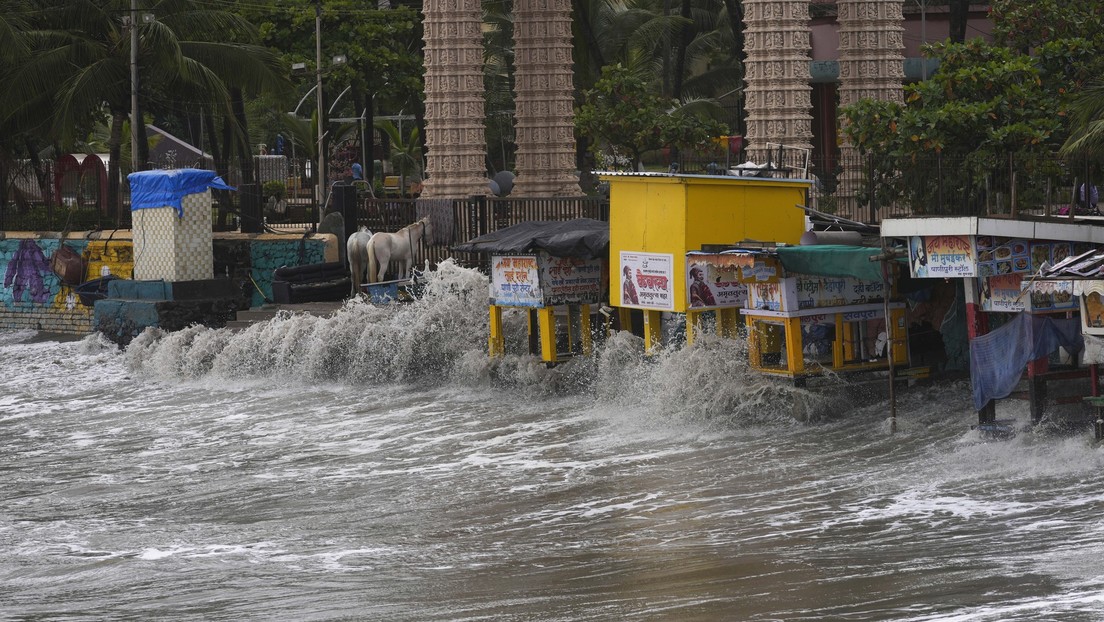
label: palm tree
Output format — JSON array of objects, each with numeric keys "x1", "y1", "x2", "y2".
[
  {"x1": 1062, "y1": 80, "x2": 1104, "y2": 157},
  {"x1": 375, "y1": 119, "x2": 422, "y2": 195},
  {"x1": 1, "y1": 0, "x2": 288, "y2": 223}
]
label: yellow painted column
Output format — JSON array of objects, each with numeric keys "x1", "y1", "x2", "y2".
[
  {"x1": 564, "y1": 306, "x2": 576, "y2": 355},
  {"x1": 783, "y1": 316, "x2": 804, "y2": 375},
  {"x1": 580, "y1": 304, "x2": 592, "y2": 356},
  {"x1": 747, "y1": 317, "x2": 762, "y2": 368},
  {"x1": 527, "y1": 309, "x2": 539, "y2": 356},
  {"x1": 890, "y1": 308, "x2": 908, "y2": 365},
  {"x1": 643, "y1": 310, "x2": 662, "y2": 354},
  {"x1": 538, "y1": 306, "x2": 558, "y2": 363},
  {"x1": 832, "y1": 313, "x2": 845, "y2": 369},
  {"x1": 618, "y1": 307, "x2": 634, "y2": 334},
  {"x1": 842, "y1": 321, "x2": 855, "y2": 363},
  {"x1": 685, "y1": 310, "x2": 701, "y2": 346},
  {"x1": 718, "y1": 308, "x2": 740, "y2": 339},
  {"x1": 488, "y1": 305, "x2": 504, "y2": 357}
]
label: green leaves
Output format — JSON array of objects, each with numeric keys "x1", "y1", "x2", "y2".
[{"x1": 575, "y1": 63, "x2": 725, "y2": 169}]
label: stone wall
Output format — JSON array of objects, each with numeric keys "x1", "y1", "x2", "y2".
[{"x1": 0, "y1": 231, "x2": 337, "y2": 336}]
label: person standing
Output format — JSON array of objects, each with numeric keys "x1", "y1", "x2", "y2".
[
  {"x1": 1079, "y1": 183, "x2": 1099, "y2": 213},
  {"x1": 622, "y1": 265, "x2": 639, "y2": 305},
  {"x1": 689, "y1": 265, "x2": 716, "y2": 307}
]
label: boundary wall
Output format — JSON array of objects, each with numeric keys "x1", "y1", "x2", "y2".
[{"x1": 0, "y1": 231, "x2": 338, "y2": 336}]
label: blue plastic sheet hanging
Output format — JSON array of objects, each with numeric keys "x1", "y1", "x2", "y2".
[{"x1": 128, "y1": 168, "x2": 235, "y2": 218}]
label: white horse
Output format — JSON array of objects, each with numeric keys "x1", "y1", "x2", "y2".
[
  {"x1": 346, "y1": 225, "x2": 374, "y2": 296},
  {"x1": 366, "y1": 216, "x2": 433, "y2": 283}
]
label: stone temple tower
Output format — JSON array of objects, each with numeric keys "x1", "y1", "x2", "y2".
[
  {"x1": 510, "y1": 0, "x2": 583, "y2": 197},
  {"x1": 420, "y1": 0, "x2": 489, "y2": 198},
  {"x1": 741, "y1": 0, "x2": 815, "y2": 164},
  {"x1": 836, "y1": 0, "x2": 906, "y2": 206}
]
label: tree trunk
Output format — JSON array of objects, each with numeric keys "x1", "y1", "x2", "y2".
[
  {"x1": 24, "y1": 137, "x2": 51, "y2": 210},
  {"x1": 136, "y1": 100, "x2": 150, "y2": 170},
  {"x1": 204, "y1": 110, "x2": 224, "y2": 177},
  {"x1": 672, "y1": 0, "x2": 692, "y2": 101},
  {"x1": 365, "y1": 91, "x2": 377, "y2": 183},
  {"x1": 232, "y1": 87, "x2": 254, "y2": 185},
  {"x1": 949, "y1": 0, "x2": 968, "y2": 43}
]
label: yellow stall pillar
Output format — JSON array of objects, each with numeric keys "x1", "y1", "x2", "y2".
[
  {"x1": 537, "y1": 306, "x2": 558, "y2": 363},
  {"x1": 685, "y1": 310, "x2": 704, "y2": 346},
  {"x1": 643, "y1": 310, "x2": 663, "y2": 354},
  {"x1": 580, "y1": 304, "x2": 593, "y2": 357},
  {"x1": 890, "y1": 307, "x2": 908, "y2": 365},
  {"x1": 618, "y1": 308, "x2": 634, "y2": 336},
  {"x1": 783, "y1": 316, "x2": 804, "y2": 375},
  {"x1": 718, "y1": 308, "x2": 740, "y2": 339},
  {"x1": 488, "y1": 305, "x2": 505, "y2": 358}
]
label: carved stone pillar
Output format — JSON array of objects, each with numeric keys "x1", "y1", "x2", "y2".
[
  {"x1": 836, "y1": 0, "x2": 905, "y2": 213},
  {"x1": 742, "y1": 0, "x2": 814, "y2": 164},
  {"x1": 510, "y1": 0, "x2": 582, "y2": 197},
  {"x1": 420, "y1": 0, "x2": 488, "y2": 198}
]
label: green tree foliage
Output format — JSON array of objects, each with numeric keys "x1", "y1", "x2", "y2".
[
  {"x1": 243, "y1": 0, "x2": 424, "y2": 183},
  {"x1": 990, "y1": 0, "x2": 1104, "y2": 52},
  {"x1": 840, "y1": 0, "x2": 1104, "y2": 215},
  {"x1": 575, "y1": 64, "x2": 725, "y2": 169},
  {"x1": 0, "y1": 0, "x2": 288, "y2": 219}
]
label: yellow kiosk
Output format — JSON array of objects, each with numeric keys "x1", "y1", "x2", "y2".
[
  {"x1": 455, "y1": 219, "x2": 609, "y2": 365},
  {"x1": 691, "y1": 246, "x2": 909, "y2": 380},
  {"x1": 602, "y1": 172, "x2": 811, "y2": 351}
]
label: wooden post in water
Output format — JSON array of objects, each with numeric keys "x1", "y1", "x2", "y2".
[{"x1": 872, "y1": 242, "x2": 899, "y2": 433}]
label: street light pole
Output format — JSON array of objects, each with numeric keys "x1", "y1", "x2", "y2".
[
  {"x1": 315, "y1": 0, "x2": 326, "y2": 218},
  {"x1": 130, "y1": 0, "x2": 139, "y2": 172}
]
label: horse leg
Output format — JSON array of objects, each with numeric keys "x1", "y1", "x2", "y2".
[
  {"x1": 378, "y1": 243, "x2": 392, "y2": 282},
  {"x1": 350, "y1": 253, "x2": 363, "y2": 296}
]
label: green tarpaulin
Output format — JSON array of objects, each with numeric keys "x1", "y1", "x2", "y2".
[{"x1": 775, "y1": 245, "x2": 891, "y2": 282}]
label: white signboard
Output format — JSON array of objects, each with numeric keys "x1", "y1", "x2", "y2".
[
  {"x1": 540, "y1": 255, "x2": 604, "y2": 305},
  {"x1": 620, "y1": 251, "x2": 674, "y2": 310},
  {"x1": 490, "y1": 255, "x2": 542, "y2": 307},
  {"x1": 909, "y1": 235, "x2": 976, "y2": 278}
]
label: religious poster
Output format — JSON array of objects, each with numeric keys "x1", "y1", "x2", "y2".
[
  {"x1": 539, "y1": 255, "x2": 604, "y2": 306},
  {"x1": 685, "y1": 256, "x2": 747, "y2": 309},
  {"x1": 619, "y1": 251, "x2": 674, "y2": 310},
  {"x1": 490, "y1": 255, "x2": 542, "y2": 307},
  {"x1": 909, "y1": 235, "x2": 976, "y2": 278}
]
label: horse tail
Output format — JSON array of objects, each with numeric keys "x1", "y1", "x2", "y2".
[{"x1": 366, "y1": 234, "x2": 379, "y2": 284}]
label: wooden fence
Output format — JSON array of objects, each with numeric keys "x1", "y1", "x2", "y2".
[{"x1": 352, "y1": 196, "x2": 609, "y2": 272}]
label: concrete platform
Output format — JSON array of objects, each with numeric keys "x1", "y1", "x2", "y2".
[{"x1": 225, "y1": 301, "x2": 346, "y2": 331}]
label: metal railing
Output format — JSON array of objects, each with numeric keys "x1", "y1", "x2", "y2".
[{"x1": 8, "y1": 151, "x2": 1095, "y2": 234}]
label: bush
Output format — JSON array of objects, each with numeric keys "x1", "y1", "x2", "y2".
[{"x1": 263, "y1": 180, "x2": 286, "y2": 200}]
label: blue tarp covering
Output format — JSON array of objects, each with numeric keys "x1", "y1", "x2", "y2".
[
  {"x1": 969, "y1": 312, "x2": 1083, "y2": 411},
  {"x1": 128, "y1": 168, "x2": 234, "y2": 217}
]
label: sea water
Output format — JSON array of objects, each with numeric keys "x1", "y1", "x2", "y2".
[{"x1": 3, "y1": 260, "x2": 1104, "y2": 621}]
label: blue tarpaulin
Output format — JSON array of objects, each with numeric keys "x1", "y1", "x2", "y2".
[
  {"x1": 128, "y1": 168, "x2": 234, "y2": 218},
  {"x1": 969, "y1": 312, "x2": 1083, "y2": 411}
]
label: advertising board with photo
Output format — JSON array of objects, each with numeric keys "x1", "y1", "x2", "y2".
[
  {"x1": 909, "y1": 235, "x2": 976, "y2": 278},
  {"x1": 620, "y1": 251, "x2": 674, "y2": 310},
  {"x1": 684, "y1": 257, "x2": 748, "y2": 309}
]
